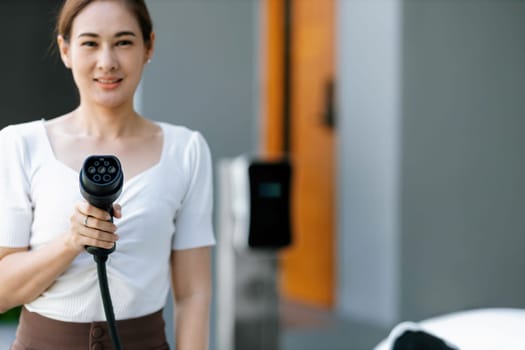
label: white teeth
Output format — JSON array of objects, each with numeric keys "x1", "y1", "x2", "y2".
[{"x1": 98, "y1": 79, "x2": 119, "y2": 83}]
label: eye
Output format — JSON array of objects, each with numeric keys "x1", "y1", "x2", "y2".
[
  {"x1": 116, "y1": 40, "x2": 133, "y2": 47},
  {"x1": 81, "y1": 41, "x2": 98, "y2": 48}
]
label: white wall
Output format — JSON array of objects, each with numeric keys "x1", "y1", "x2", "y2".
[{"x1": 337, "y1": 0, "x2": 402, "y2": 326}]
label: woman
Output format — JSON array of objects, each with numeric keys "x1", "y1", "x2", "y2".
[{"x1": 0, "y1": 0, "x2": 215, "y2": 349}]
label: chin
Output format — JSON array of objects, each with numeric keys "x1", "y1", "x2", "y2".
[{"x1": 91, "y1": 94, "x2": 134, "y2": 110}]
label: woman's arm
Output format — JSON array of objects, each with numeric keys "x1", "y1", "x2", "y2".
[
  {"x1": 0, "y1": 202, "x2": 121, "y2": 313},
  {"x1": 0, "y1": 240, "x2": 79, "y2": 313},
  {"x1": 171, "y1": 246, "x2": 212, "y2": 350}
]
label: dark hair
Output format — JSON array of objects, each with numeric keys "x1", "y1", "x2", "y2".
[{"x1": 56, "y1": 0, "x2": 153, "y2": 49}]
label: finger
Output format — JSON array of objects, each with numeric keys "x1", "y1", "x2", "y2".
[
  {"x1": 76, "y1": 201, "x2": 112, "y2": 221},
  {"x1": 72, "y1": 210, "x2": 117, "y2": 233},
  {"x1": 81, "y1": 236, "x2": 117, "y2": 250},
  {"x1": 71, "y1": 211, "x2": 88, "y2": 231},
  {"x1": 87, "y1": 216, "x2": 118, "y2": 233},
  {"x1": 80, "y1": 211, "x2": 117, "y2": 233},
  {"x1": 67, "y1": 221, "x2": 119, "y2": 252},
  {"x1": 77, "y1": 224, "x2": 119, "y2": 243}
]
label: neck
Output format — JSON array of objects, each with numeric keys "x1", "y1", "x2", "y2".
[{"x1": 72, "y1": 102, "x2": 142, "y2": 139}]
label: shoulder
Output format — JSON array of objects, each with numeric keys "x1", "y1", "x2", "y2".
[
  {"x1": 0, "y1": 120, "x2": 44, "y2": 170},
  {"x1": 156, "y1": 123, "x2": 212, "y2": 178},
  {"x1": 157, "y1": 122, "x2": 211, "y2": 153},
  {"x1": 0, "y1": 119, "x2": 43, "y2": 148},
  {"x1": 158, "y1": 121, "x2": 200, "y2": 141},
  {"x1": 0, "y1": 120, "x2": 43, "y2": 141}
]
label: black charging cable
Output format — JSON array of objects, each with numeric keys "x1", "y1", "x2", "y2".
[{"x1": 80, "y1": 155, "x2": 124, "y2": 350}]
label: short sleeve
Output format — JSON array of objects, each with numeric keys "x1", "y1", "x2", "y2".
[
  {"x1": 172, "y1": 132, "x2": 215, "y2": 250},
  {"x1": 0, "y1": 126, "x2": 33, "y2": 247}
]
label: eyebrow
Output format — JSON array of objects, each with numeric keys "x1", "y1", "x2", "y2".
[{"x1": 77, "y1": 31, "x2": 137, "y2": 39}]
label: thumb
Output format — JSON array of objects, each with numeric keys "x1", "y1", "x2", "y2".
[{"x1": 112, "y1": 203, "x2": 122, "y2": 218}]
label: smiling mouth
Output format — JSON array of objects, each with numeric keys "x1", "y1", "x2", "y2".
[{"x1": 95, "y1": 78, "x2": 123, "y2": 84}]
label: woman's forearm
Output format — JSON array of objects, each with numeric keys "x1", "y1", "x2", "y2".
[
  {"x1": 0, "y1": 202, "x2": 121, "y2": 313},
  {"x1": 0, "y1": 235, "x2": 80, "y2": 312},
  {"x1": 175, "y1": 294, "x2": 211, "y2": 350}
]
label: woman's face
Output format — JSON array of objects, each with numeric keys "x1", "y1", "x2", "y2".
[{"x1": 58, "y1": 0, "x2": 153, "y2": 110}]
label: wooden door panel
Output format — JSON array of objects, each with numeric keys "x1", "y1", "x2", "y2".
[{"x1": 262, "y1": 0, "x2": 335, "y2": 308}]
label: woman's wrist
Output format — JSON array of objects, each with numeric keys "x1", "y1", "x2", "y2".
[{"x1": 60, "y1": 233, "x2": 84, "y2": 256}]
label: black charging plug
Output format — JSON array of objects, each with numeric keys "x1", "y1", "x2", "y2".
[{"x1": 79, "y1": 155, "x2": 123, "y2": 257}]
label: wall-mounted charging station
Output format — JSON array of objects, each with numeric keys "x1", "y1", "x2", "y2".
[
  {"x1": 216, "y1": 156, "x2": 292, "y2": 350},
  {"x1": 230, "y1": 156, "x2": 292, "y2": 250}
]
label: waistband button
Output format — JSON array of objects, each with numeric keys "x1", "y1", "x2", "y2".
[
  {"x1": 91, "y1": 342, "x2": 103, "y2": 350},
  {"x1": 92, "y1": 326, "x2": 105, "y2": 339}
]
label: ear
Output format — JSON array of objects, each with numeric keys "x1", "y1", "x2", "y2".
[
  {"x1": 145, "y1": 31, "x2": 156, "y2": 63},
  {"x1": 57, "y1": 35, "x2": 72, "y2": 69}
]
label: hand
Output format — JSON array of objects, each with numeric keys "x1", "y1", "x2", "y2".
[{"x1": 65, "y1": 201, "x2": 122, "y2": 253}]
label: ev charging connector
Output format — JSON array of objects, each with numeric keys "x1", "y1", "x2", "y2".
[{"x1": 80, "y1": 155, "x2": 123, "y2": 350}]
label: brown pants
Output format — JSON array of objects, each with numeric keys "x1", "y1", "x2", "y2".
[{"x1": 11, "y1": 307, "x2": 170, "y2": 350}]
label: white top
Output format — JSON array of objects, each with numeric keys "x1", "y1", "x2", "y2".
[{"x1": 0, "y1": 120, "x2": 215, "y2": 322}]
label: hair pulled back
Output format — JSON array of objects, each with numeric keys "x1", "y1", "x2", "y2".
[{"x1": 56, "y1": 0, "x2": 153, "y2": 49}]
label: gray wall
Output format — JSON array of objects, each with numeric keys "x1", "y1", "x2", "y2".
[
  {"x1": 142, "y1": 1, "x2": 260, "y2": 347},
  {"x1": 142, "y1": 0, "x2": 260, "y2": 159},
  {"x1": 401, "y1": 0, "x2": 525, "y2": 321},
  {"x1": 338, "y1": 0, "x2": 525, "y2": 327}
]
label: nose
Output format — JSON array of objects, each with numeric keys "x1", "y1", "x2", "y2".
[{"x1": 97, "y1": 46, "x2": 119, "y2": 72}]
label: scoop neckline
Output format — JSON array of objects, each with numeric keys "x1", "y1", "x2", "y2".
[{"x1": 39, "y1": 119, "x2": 167, "y2": 187}]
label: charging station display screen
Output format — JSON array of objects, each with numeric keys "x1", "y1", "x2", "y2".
[
  {"x1": 258, "y1": 182, "x2": 282, "y2": 198},
  {"x1": 248, "y1": 161, "x2": 292, "y2": 249}
]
